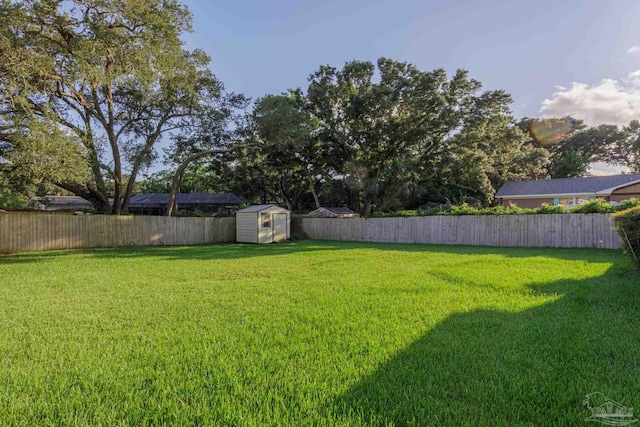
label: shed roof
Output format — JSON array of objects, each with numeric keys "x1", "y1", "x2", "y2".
[
  {"x1": 496, "y1": 174, "x2": 640, "y2": 198},
  {"x1": 236, "y1": 204, "x2": 289, "y2": 213},
  {"x1": 321, "y1": 207, "x2": 359, "y2": 215},
  {"x1": 128, "y1": 193, "x2": 249, "y2": 208}
]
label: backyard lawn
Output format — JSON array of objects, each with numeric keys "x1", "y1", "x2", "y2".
[{"x1": 0, "y1": 240, "x2": 639, "y2": 426}]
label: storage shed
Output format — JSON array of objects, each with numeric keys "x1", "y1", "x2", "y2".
[{"x1": 236, "y1": 205, "x2": 291, "y2": 243}]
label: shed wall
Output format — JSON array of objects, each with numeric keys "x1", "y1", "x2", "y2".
[
  {"x1": 258, "y1": 225, "x2": 273, "y2": 244},
  {"x1": 235, "y1": 206, "x2": 291, "y2": 244},
  {"x1": 236, "y1": 213, "x2": 258, "y2": 243}
]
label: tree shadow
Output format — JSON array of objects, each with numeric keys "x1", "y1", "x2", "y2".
[
  {"x1": 0, "y1": 239, "x2": 626, "y2": 266},
  {"x1": 333, "y1": 265, "x2": 640, "y2": 426},
  {"x1": 0, "y1": 241, "x2": 351, "y2": 265}
]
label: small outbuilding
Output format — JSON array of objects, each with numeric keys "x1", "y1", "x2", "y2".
[
  {"x1": 308, "y1": 207, "x2": 360, "y2": 218},
  {"x1": 236, "y1": 204, "x2": 291, "y2": 243}
]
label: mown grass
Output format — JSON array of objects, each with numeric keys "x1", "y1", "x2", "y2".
[{"x1": 0, "y1": 240, "x2": 638, "y2": 426}]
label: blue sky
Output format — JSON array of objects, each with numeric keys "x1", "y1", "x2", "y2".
[
  {"x1": 182, "y1": 0, "x2": 640, "y2": 122},
  {"x1": 180, "y1": 0, "x2": 640, "y2": 174}
]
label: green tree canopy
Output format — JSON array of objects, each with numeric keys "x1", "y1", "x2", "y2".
[
  {"x1": 253, "y1": 91, "x2": 327, "y2": 210},
  {"x1": 306, "y1": 58, "x2": 500, "y2": 215}
]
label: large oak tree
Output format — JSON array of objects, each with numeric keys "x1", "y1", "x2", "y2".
[
  {"x1": 0, "y1": 0, "x2": 237, "y2": 214},
  {"x1": 306, "y1": 58, "x2": 521, "y2": 214}
]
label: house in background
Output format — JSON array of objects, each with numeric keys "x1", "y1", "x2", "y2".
[
  {"x1": 496, "y1": 174, "x2": 640, "y2": 208},
  {"x1": 128, "y1": 193, "x2": 249, "y2": 215},
  {"x1": 29, "y1": 196, "x2": 93, "y2": 212},
  {"x1": 308, "y1": 207, "x2": 360, "y2": 218}
]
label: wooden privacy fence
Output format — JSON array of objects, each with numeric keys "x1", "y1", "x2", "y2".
[
  {"x1": 302, "y1": 214, "x2": 623, "y2": 249},
  {"x1": 0, "y1": 213, "x2": 236, "y2": 254}
]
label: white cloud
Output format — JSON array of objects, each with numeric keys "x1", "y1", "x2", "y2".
[
  {"x1": 628, "y1": 46, "x2": 640, "y2": 54},
  {"x1": 539, "y1": 72, "x2": 640, "y2": 126}
]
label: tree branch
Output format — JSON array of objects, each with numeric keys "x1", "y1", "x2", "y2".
[{"x1": 166, "y1": 144, "x2": 255, "y2": 216}]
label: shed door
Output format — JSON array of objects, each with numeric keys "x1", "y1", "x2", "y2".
[{"x1": 273, "y1": 213, "x2": 288, "y2": 242}]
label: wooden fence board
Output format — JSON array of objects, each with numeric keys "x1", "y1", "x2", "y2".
[
  {"x1": 301, "y1": 214, "x2": 622, "y2": 249},
  {"x1": 0, "y1": 213, "x2": 236, "y2": 254}
]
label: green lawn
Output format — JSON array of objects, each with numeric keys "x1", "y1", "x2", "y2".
[{"x1": 0, "y1": 241, "x2": 639, "y2": 426}]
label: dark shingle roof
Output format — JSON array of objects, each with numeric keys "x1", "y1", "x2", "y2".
[
  {"x1": 496, "y1": 174, "x2": 640, "y2": 198},
  {"x1": 128, "y1": 193, "x2": 249, "y2": 208}
]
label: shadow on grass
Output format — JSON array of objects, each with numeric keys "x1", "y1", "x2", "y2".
[
  {"x1": 309, "y1": 239, "x2": 624, "y2": 264},
  {"x1": 0, "y1": 241, "x2": 348, "y2": 265},
  {"x1": 333, "y1": 265, "x2": 640, "y2": 426},
  {"x1": 0, "y1": 239, "x2": 626, "y2": 266}
]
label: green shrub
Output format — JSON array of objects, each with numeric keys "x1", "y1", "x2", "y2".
[
  {"x1": 447, "y1": 204, "x2": 535, "y2": 216},
  {"x1": 494, "y1": 205, "x2": 536, "y2": 215},
  {"x1": 535, "y1": 203, "x2": 567, "y2": 214},
  {"x1": 0, "y1": 188, "x2": 28, "y2": 209},
  {"x1": 369, "y1": 210, "x2": 419, "y2": 218},
  {"x1": 420, "y1": 209, "x2": 435, "y2": 216},
  {"x1": 570, "y1": 200, "x2": 614, "y2": 213},
  {"x1": 171, "y1": 209, "x2": 207, "y2": 217},
  {"x1": 421, "y1": 207, "x2": 442, "y2": 216},
  {"x1": 394, "y1": 210, "x2": 418, "y2": 217},
  {"x1": 290, "y1": 214, "x2": 309, "y2": 241},
  {"x1": 614, "y1": 198, "x2": 640, "y2": 212},
  {"x1": 449, "y1": 203, "x2": 482, "y2": 215},
  {"x1": 361, "y1": 200, "x2": 633, "y2": 217},
  {"x1": 419, "y1": 204, "x2": 452, "y2": 215},
  {"x1": 376, "y1": 210, "x2": 417, "y2": 217},
  {"x1": 613, "y1": 207, "x2": 640, "y2": 269}
]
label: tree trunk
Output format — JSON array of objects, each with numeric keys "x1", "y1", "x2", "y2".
[
  {"x1": 307, "y1": 169, "x2": 321, "y2": 209},
  {"x1": 121, "y1": 119, "x2": 167, "y2": 213},
  {"x1": 363, "y1": 199, "x2": 372, "y2": 217},
  {"x1": 55, "y1": 182, "x2": 111, "y2": 214},
  {"x1": 277, "y1": 178, "x2": 292, "y2": 212},
  {"x1": 121, "y1": 153, "x2": 147, "y2": 213},
  {"x1": 165, "y1": 145, "x2": 254, "y2": 216},
  {"x1": 166, "y1": 168, "x2": 186, "y2": 216},
  {"x1": 380, "y1": 181, "x2": 411, "y2": 212}
]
